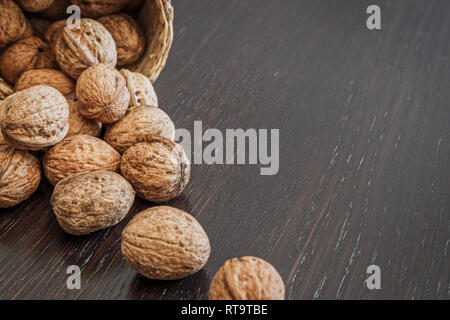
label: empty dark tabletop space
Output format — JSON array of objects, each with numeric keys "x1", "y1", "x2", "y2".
[{"x1": 0, "y1": 0, "x2": 449, "y2": 299}]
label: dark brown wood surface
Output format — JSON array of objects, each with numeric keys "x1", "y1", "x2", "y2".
[{"x1": 0, "y1": 0, "x2": 449, "y2": 300}]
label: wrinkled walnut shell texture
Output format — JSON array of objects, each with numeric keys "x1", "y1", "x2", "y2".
[
  {"x1": 98, "y1": 14, "x2": 145, "y2": 67},
  {"x1": 76, "y1": 63, "x2": 129, "y2": 123},
  {"x1": 0, "y1": 0, "x2": 27, "y2": 48},
  {"x1": 54, "y1": 18, "x2": 117, "y2": 79},
  {"x1": 0, "y1": 36, "x2": 56, "y2": 83},
  {"x1": 120, "y1": 69, "x2": 158, "y2": 108},
  {"x1": 0, "y1": 144, "x2": 41, "y2": 208},
  {"x1": 121, "y1": 206, "x2": 211, "y2": 280},
  {"x1": 51, "y1": 170, "x2": 135, "y2": 235},
  {"x1": 15, "y1": 68, "x2": 75, "y2": 96},
  {"x1": 17, "y1": 0, "x2": 54, "y2": 13},
  {"x1": 104, "y1": 106, "x2": 174, "y2": 154},
  {"x1": 43, "y1": 134, "x2": 120, "y2": 185},
  {"x1": 120, "y1": 136, "x2": 190, "y2": 203},
  {"x1": 1, "y1": 85, "x2": 69, "y2": 150},
  {"x1": 45, "y1": 19, "x2": 65, "y2": 48},
  {"x1": 67, "y1": 101, "x2": 101, "y2": 138},
  {"x1": 209, "y1": 257, "x2": 285, "y2": 300}
]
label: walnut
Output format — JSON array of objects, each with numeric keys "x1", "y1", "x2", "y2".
[
  {"x1": 120, "y1": 69, "x2": 158, "y2": 108},
  {"x1": 21, "y1": 18, "x2": 35, "y2": 39},
  {"x1": 0, "y1": 0, "x2": 27, "y2": 48},
  {"x1": 121, "y1": 206, "x2": 211, "y2": 280},
  {"x1": 120, "y1": 135, "x2": 190, "y2": 203},
  {"x1": 0, "y1": 76, "x2": 13, "y2": 100},
  {"x1": 0, "y1": 143, "x2": 42, "y2": 208},
  {"x1": 54, "y1": 18, "x2": 117, "y2": 79},
  {"x1": 98, "y1": 14, "x2": 145, "y2": 67},
  {"x1": 43, "y1": 134, "x2": 120, "y2": 185},
  {"x1": 209, "y1": 257, "x2": 285, "y2": 300},
  {"x1": 0, "y1": 36, "x2": 57, "y2": 83},
  {"x1": 70, "y1": 0, "x2": 130, "y2": 18},
  {"x1": 17, "y1": 0, "x2": 54, "y2": 13},
  {"x1": 51, "y1": 170, "x2": 135, "y2": 235},
  {"x1": 15, "y1": 69, "x2": 75, "y2": 97},
  {"x1": 28, "y1": 15, "x2": 51, "y2": 39},
  {"x1": 104, "y1": 106, "x2": 174, "y2": 154},
  {"x1": 76, "y1": 63, "x2": 130, "y2": 123},
  {"x1": 45, "y1": 19, "x2": 66, "y2": 48},
  {"x1": 41, "y1": 0, "x2": 70, "y2": 20},
  {"x1": 66, "y1": 100, "x2": 101, "y2": 138},
  {"x1": 1, "y1": 85, "x2": 69, "y2": 150}
]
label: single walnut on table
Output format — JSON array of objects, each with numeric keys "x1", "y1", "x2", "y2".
[
  {"x1": 70, "y1": 0, "x2": 130, "y2": 18},
  {"x1": 43, "y1": 134, "x2": 120, "y2": 185},
  {"x1": 121, "y1": 206, "x2": 211, "y2": 280},
  {"x1": 209, "y1": 257, "x2": 285, "y2": 300},
  {"x1": 120, "y1": 135, "x2": 190, "y2": 203},
  {"x1": 54, "y1": 18, "x2": 117, "y2": 79},
  {"x1": 0, "y1": 36, "x2": 57, "y2": 84},
  {"x1": 0, "y1": 0, "x2": 27, "y2": 49},
  {"x1": 98, "y1": 14, "x2": 145, "y2": 67},
  {"x1": 51, "y1": 170, "x2": 135, "y2": 235},
  {"x1": 1, "y1": 85, "x2": 69, "y2": 150},
  {"x1": 104, "y1": 106, "x2": 174, "y2": 154},
  {"x1": 0, "y1": 144, "x2": 42, "y2": 208},
  {"x1": 15, "y1": 69, "x2": 75, "y2": 97},
  {"x1": 0, "y1": 127, "x2": 42, "y2": 208},
  {"x1": 76, "y1": 63, "x2": 130, "y2": 123},
  {"x1": 120, "y1": 69, "x2": 158, "y2": 108}
]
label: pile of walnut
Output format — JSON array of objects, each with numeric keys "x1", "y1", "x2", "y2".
[{"x1": 0, "y1": 0, "x2": 284, "y2": 300}]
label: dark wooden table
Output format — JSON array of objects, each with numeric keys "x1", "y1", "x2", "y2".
[{"x1": 1, "y1": 0, "x2": 449, "y2": 300}]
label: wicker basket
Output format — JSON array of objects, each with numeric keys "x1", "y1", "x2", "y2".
[{"x1": 0, "y1": 0, "x2": 173, "y2": 99}]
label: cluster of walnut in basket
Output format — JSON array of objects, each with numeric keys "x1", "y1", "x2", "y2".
[{"x1": 0, "y1": 0, "x2": 285, "y2": 300}]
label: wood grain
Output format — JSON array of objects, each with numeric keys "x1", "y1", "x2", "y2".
[{"x1": 0, "y1": 0, "x2": 449, "y2": 299}]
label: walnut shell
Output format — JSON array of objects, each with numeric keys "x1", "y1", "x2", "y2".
[
  {"x1": 41, "y1": 0, "x2": 70, "y2": 20},
  {"x1": 209, "y1": 257, "x2": 285, "y2": 300},
  {"x1": 0, "y1": 36, "x2": 57, "y2": 83},
  {"x1": 17, "y1": 0, "x2": 54, "y2": 12},
  {"x1": 21, "y1": 18, "x2": 35, "y2": 39},
  {"x1": 51, "y1": 170, "x2": 135, "y2": 235},
  {"x1": 71, "y1": 0, "x2": 130, "y2": 18},
  {"x1": 104, "y1": 106, "x2": 174, "y2": 154},
  {"x1": 28, "y1": 15, "x2": 51, "y2": 39},
  {"x1": 67, "y1": 101, "x2": 101, "y2": 138},
  {"x1": 120, "y1": 135, "x2": 190, "y2": 203},
  {"x1": 120, "y1": 69, "x2": 158, "y2": 108},
  {"x1": 43, "y1": 134, "x2": 120, "y2": 185},
  {"x1": 15, "y1": 69, "x2": 75, "y2": 96},
  {"x1": 0, "y1": 144, "x2": 42, "y2": 208},
  {"x1": 98, "y1": 14, "x2": 145, "y2": 67},
  {"x1": 54, "y1": 18, "x2": 117, "y2": 79},
  {"x1": 121, "y1": 206, "x2": 211, "y2": 280},
  {"x1": 76, "y1": 63, "x2": 130, "y2": 123},
  {"x1": 45, "y1": 19, "x2": 65, "y2": 48},
  {"x1": 0, "y1": 0, "x2": 27, "y2": 48},
  {"x1": 0, "y1": 76, "x2": 13, "y2": 99},
  {"x1": 1, "y1": 85, "x2": 69, "y2": 150}
]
